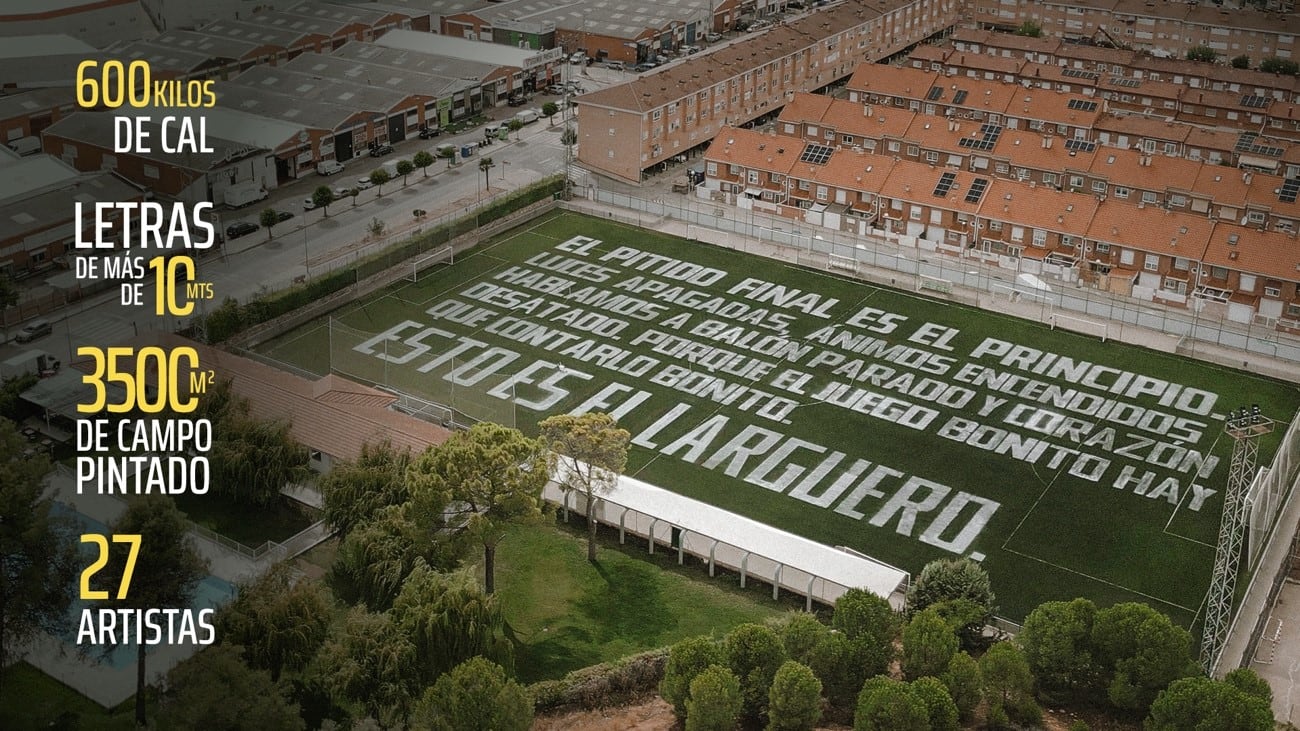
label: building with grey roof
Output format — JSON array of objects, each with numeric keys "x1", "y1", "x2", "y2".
[
  {"x1": 330, "y1": 41, "x2": 500, "y2": 105},
  {"x1": 0, "y1": 0, "x2": 154, "y2": 49},
  {"x1": 375, "y1": 29, "x2": 563, "y2": 91}
]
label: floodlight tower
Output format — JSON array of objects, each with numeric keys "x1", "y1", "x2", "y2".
[{"x1": 1200, "y1": 405, "x2": 1274, "y2": 673}]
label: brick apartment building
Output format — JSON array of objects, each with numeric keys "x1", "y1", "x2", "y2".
[{"x1": 575, "y1": 0, "x2": 966, "y2": 183}]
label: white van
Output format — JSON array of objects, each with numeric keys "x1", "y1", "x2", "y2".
[
  {"x1": 514, "y1": 108, "x2": 541, "y2": 125},
  {"x1": 316, "y1": 160, "x2": 345, "y2": 176}
]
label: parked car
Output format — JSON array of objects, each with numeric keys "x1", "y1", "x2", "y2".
[
  {"x1": 355, "y1": 177, "x2": 376, "y2": 190},
  {"x1": 303, "y1": 198, "x2": 319, "y2": 210},
  {"x1": 368, "y1": 143, "x2": 394, "y2": 157},
  {"x1": 681, "y1": 45, "x2": 701, "y2": 55},
  {"x1": 705, "y1": 32, "x2": 722, "y2": 42},
  {"x1": 14, "y1": 319, "x2": 52, "y2": 343},
  {"x1": 507, "y1": 94, "x2": 528, "y2": 107},
  {"x1": 417, "y1": 125, "x2": 441, "y2": 139},
  {"x1": 633, "y1": 62, "x2": 657, "y2": 73},
  {"x1": 332, "y1": 185, "x2": 355, "y2": 199},
  {"x1": 569, "y1": 51, "x2": 586, "y2": 64},
  {"x1": 225, "y1": 221, "x2": 259, "y2": 240},
  {"x1": 273, "y1": 210, "x2": 294, "y2": 223},
  {"x1": 605, "y1": 60, "x2": 626, "y2": 71}
]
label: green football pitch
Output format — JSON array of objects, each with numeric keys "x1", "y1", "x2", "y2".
[{"x1": 256, "y1": 210, "x2": 1300, "y2": 625}]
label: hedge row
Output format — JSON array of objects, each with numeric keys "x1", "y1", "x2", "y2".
[{"x1": 528, "y1": 647, "x2": 669, "y2": 713}]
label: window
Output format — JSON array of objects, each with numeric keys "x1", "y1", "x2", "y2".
[
  {"x1": 747, "y1": 170, "x2": 759, "y2": 184},
  {"x1": 1162, "y1": 277, "x2": 1187, "y2": 295},
  {"x1": 1169, "y1": 194, "x2": 1187, "y2": 208},
  {"x1": 784, "y1": 123, "x2": 796, "y2": 134},
  {"x1": 925, "y1": 151, "x2": 939, "y2": 163},
  {"x1": 1069, "y1": 175, "x2": 1084, "y2": 188},
  {"x1": 1141, "y1": 191, "x2": 1158, "y2": 204},
  {"x1": 1114, "y1": 186, "x2": 1130, "y2": 199},
  {"x1": 887, "y1": 140, "x2": 901, "y2": 152},
  {"x1": 1248, "y1": 211, "x2": 1266, "y2": 224},
  {"x1": 652, "y1": 109, "x2": 662, "y2": 120},
  {"x1": 1091, "y1": 180, "x2": 1107, "y2": 193},
  {"x1": 1265, "y1": 283, "x2": 1282, "y2": 297},
  {"x1": 1210, "y1": 266, "x2": 1229, "y2": 280},
  {"x1": 909, "y1": 205, "x2": 922, "y2": 220},
  {"x1": 1032, "y1": 229, "x2": 1047, "y2": 247},
  {"x1": 906, "y1": 144, "x2": 919, "y2": 155},
  {"x1": 1239, "y1": 273, "x2": 1256, "y2": 291},
  {"x1": 1163, "y1": 142, "x2": 1177, "y2": 154},
  {"x1": 1120, "y1": 249, "x2": 1135, "y2": 266},
  {"x1": 1144, "y1": 253, "x2": 1160, "y2": 271},
  {"x1": 995, "y1": 162, "x2": 1009, "y2": 174},
  {"x1": 1096, "y1": 243, "x2": 1110, "y2": 253},
  {"x1": 1043, "y1": 172, "x2": 1058, "y2": 185},
  {"x1": 706, "y1": 162, "x2": 717, "y2": 176},
  {"x1": 729, "y1": 164, "x2": 740, "y2": 175},
  {"x1": 609, "y1": 128, "x2": 616, "y2": 136},
  {"x1": 842, "y1": 134, "x2": 854, "y2": 144},
  {"x1": 988, "y1": 220, "x2": 1003, "y2": 232},
  {"x1": 798, "y1": 180, "x2": 810, "y2": 190},
  {"x1": 817, "y1": 186, "x2": 828, "y2": 201},
  {"x1": 1010, "y1": 226, "x2": 1025, "y2": 243}
]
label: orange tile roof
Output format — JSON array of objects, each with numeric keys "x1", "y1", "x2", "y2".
[
  {"x1": 908, "y1": 45, "x2": 949, "y2": 64},
  {"x1": 946, "y1": 51, "x2": 1023, "y2": 75},
  {"x1": 776, "y1": 92, "x2": 835, "y2": 126},
  {"x1": 1089, "y1": 147, "x2": 1201, "y2": 190},
  {"x1": 1180, "y1": 86, "x2": 1272, "y2": 113},
  {"x1": 980, "y1": 177, "x2": 1099, "y2": 233},
  {"x1": 976, "y1": 32, "x2": 1062, "y2": 56},
  {"x1": 1004, "y1": 87, "x2": 1103, "y2": 127},
  {"x1": 1085, "y1": 200, "x2": 1213, "y2": 255},
  {"x1": 1182, "y1": 126, "x2": 1243, "y2": 155},
  {"x1": 1093, "y1": 113, "x2": 1192, "y2": 144},
  {"x1": 1191, "y1": 165, "x2": 1255, "y2": 209},
  {"x1": 704, "y1": 126, "x2": 802, "y2": 177},
  {"x1": 1202, "y1": 224, "x2": 1300, "y2": 282},
  {"x1": 872, "y1": 158, "x2": 989, "y2": 215},
  {"x1": 95, "y1": 333, "x2": 450, "y2": 461},
  {"x1": 813, "y1": 148, "x2": 899, "y2": 197},
  {"x1": 845, "y1": 65, "x2": 941, "y2": 100},
  {"x1": 819, "y1": 96, "x2": 916, "y2": 140},
  {"x1": 996, "y1": 128, "x2": 1096, "y2": 172}
]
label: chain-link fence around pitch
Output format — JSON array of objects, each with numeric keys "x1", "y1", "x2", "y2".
[{"x1": 327, "y1": 318, "x2": 518, "y2": 429}]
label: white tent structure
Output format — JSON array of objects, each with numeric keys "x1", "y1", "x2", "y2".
[{"x1": 546, "y1": 465, "x2": 910, "y2": 611}]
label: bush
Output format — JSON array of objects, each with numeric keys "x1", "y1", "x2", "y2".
[
  {"x1": 686, "y1": 665, "x2": 743, "y2": 731},
  {"x1": 661, "y1": 636, "x2": 725, "y2": 719},
  {"x1": 910, "y1": 676, "x2": 958, "y2": 731},
  {"x1": 529, "y1": 647, "x2": 668, "y2": 713},
  {"x1": 807, "y1": 631, "x2": 862, "y2": 715},
  {"x1": 724, "y1": 623, "x2": 787, "y2": 722},
  {"x1": 941, "y1": 651, "x2": 981, "y2": 722},
  {"x1": 854, "y1": 676, "x2": 928, "y2": 731},
  {"x1": 901, "y1": 608, "x2": 958, "y2": 680},
  {"x1": 766, "y1": 661, "x2": 822, "y2": 731},
  {"x1": 779, "y1": 613, "x2": 830, "y2": 663}
]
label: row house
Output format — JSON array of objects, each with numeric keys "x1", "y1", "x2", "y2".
[
  {"x1": 575, "y1": 0, "x2": 965, "y2": 183},
  {"x1": 967, "y1": 0, "x2": 1300, "y2": 66},
  {"x1": 845, "y1": 65, "x2": 1103, "y2": 137},
  {"x1": 702, "y1": 125, "x2": 1300, "y2": 327}
]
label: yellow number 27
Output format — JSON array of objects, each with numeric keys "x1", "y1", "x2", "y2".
[{"x1": 80, "y1": 534, "x2": 142, "y2": 600}]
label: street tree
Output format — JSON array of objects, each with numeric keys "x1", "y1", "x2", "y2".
[
  {"x1": 662, "y1": 635, "x2": 726, "y2": 719},
  {"x1": 542, "y1": 101, "x2": 559, "y2": 124},
  {"x1": 312, "y1": 185, "x2": 335, "y2": 215},
  {"x1": 396, "y1": 159, "x2": 415, "y2": 185},
  {"x1": 561, "y1": 126, "x2": 577, "y2": 147},
  {"x1": 155, "y1": 645, "x2": 304, "y2": 730},
  {"x1": 319, "y1": 440, "x2": 413, "y2": 538},
  {"x1": 724, "y1": 622, "x2": 788, "y2": 723},
  {"x1": 392, "y1": 563, "x2": 511, "y2": 682},
  {"x1": 538, "y1": 412, "x2": 630, "y2": 561},
  {"x1": 0, "y1": 273, "x2": 17, "y2": 308},
  {"x1": 910, "y1": 676, "x2": 959, "y2": 731},
  {"x1": 102, "y1": 496, "x2": 209, "y2": 727},
  {"x1": 478, "y1": 156, "x2": 496, "y2": 191},
  {"x1": 766, "y1": 660, "x2": 822, "y2": 731},
  {"x1": 901, "y1": 608, "x2": 958, "y2": 680},
  {"x1": 439, "y1": 147, "x2": 455, "y2": 169},
  {"x1": 1146, "y1": 675, "x2": 1273, "y2": 731},
  {"x1": 686, "y1": 665, "x2": 743, "y2": 731},
  {"x1": 260, "y1": 207, "x2": 280, "y2": 239},
  {"x1": 941, "y1": 651, "x2": 982, "y2": 722},
  {"x1": 411, "y1": 657, "x2": 532, "y2": 731},
  {"x1": 370, "y1": 168, "x2": 391, "y2": 196},
  {"x1": 1187, "y1": 45, "x2": 1218, "y2": 62},
  {"x1": 320, "y1": 607, "x2": 419, "y2": 728},
  {"x1": 1019, "y1": 597, "x2": 1098, "y2": 703},
  {"x1": 0, "y1": 422, "x2": 78, "y2": 696},
  {"x1": 979, "y1": 641, "x2": 1040, "y2": 728},
  {"x1": 853, "y1": 676, "x2": 929, "y2": 731},
  {"x1": 368, "y1": 216, "x2": 386, "y2": 239},
  {"x1": 1090, "y1": 602, "x2": 1197, "y2": 713},
  {"x1": 406, "y1": 422, "x2": 548, "y2": 594},
  {"x1": 414, "y1": 150, "x2": 434, "y2": 178},
  {"x1": 507, "y1": 118, "x2": 524, "y2": 140},
  {"x1": 217, "y1": 563, "x2": 330, "y2": 680},
  {"x1": 350, "y1": 186, "x2": 359, "y2": 206}
]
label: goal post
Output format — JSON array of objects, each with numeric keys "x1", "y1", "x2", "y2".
[
  {"x1": 408, "y1": 245, "x2": 454, "y2": 283},
  {"x1": 827, "y1": 252, "x2": 858, "y2": 275},
  {"x1": 1048, "y1": 312, "x2": 1109, "y2": 342},
  {"x1": 916, "y1": 274, "x2": 954, "y2": 296}
]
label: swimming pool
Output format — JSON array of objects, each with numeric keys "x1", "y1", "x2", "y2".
[{"x1": 50, "y1": 502, "x2": 238, "y2": 668}]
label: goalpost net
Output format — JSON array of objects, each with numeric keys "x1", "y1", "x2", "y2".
[
  {"x1": 408, "y1": 245, "x2": 454, "y2": 283},
  {"x1": 1048, "y1": 313, "x2": 1109, "y2": 342},
  {"x1": 916, "y1": 274, "x2": 954, "y2": 296}
]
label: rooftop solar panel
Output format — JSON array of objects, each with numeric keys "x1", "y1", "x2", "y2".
[
  {"x1": 1241, "y1": 95, "x2": 1270, "y2": 109},
  {"x1": 933, "y1": 171, "x2": 957, "y2": 198},
  {"x1": 926, "y1": 86, "x2": 943, "y2": 101},
  {"x1": 1064, "y1": 139, "x2": 1097, "y2": 153},
  {"x1": 952, "y1": 89, "x2": 968, "y2": 105},
  {"x1": 1066, "y1": 98, "x2": 1098, "y2": 112},
  {"x1": 798, "y1": 144, "x2": 833, "y2": 165},
  {"x1": 1109, "y1": 76, "x2": 1140, "y2": 88},
  {"x1": 1280, "y1": 177, "x2": 1300, "y2": 204},
  {"x1": 964, "y1": 177, "x2": 989, "y2": 204}
]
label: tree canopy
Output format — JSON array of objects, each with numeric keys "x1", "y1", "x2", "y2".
[
  {"x1": 539, "y1": 412, "x2": 630, "y2": 561},
  {"x1": 662, "y1": 635, "x2": 726, "y2": 719},
  {"x1": 319, "y1": 607, "x2": 419, "y2": 728},
  {"x1": 217, "y1": 562, "x2": 330, "y2": 680},
  {"x1": 411, "y1": 657, "x2": 532, "y2": 731},
  {"x1": 1146, "y1": 675, "x2": 1273, "y2": 731},
  {"x1": 156, "y1": 645, "x2": 304, "y2": 730}
]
